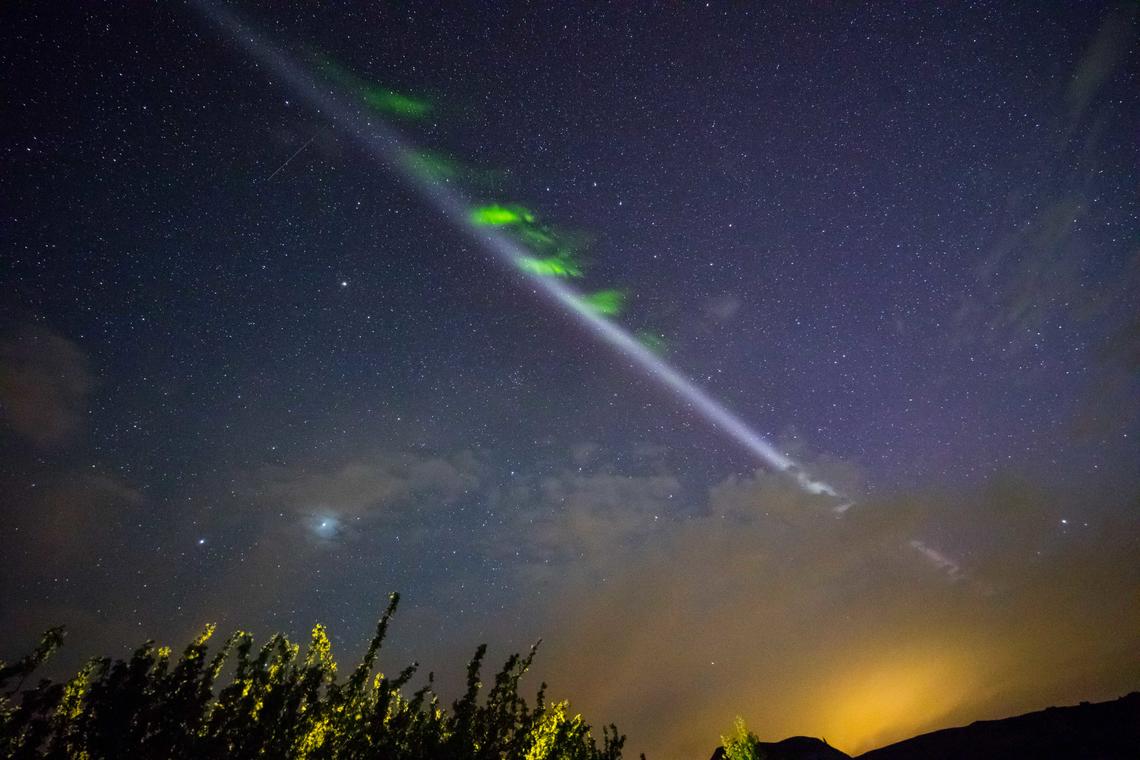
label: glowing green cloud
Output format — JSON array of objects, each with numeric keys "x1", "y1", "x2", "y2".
[
  {"x1": 364, "y1": 89, "x2": 429, "y2": 118},
  {"x1": 470, "y1": 203, "x2": 536, "y2": 226},
  {"x1": 636, "y1": 330, "x2": 668, "y2": 355},
  {"x1": 470, "y1": 205, "x2": 586, "y2": 268},
  {"x1": 401, "y1": 150, "x2": 502, "y2": 189},
  {"x1": 578, "y1": 289, "x2": 626, "y2": 316},
  {"x1": 402, "y1": 150, "x2": 462, "y2": 182},
  {"x1": 316, "y1": 58, "x2": 430, "y2": 119},
  {"x1": 517, "y1": 256, "x2": 583, "y2": 278},
  {"x1": 471, "y1": 203, "x2": 586, "y2": 277},
  {"x1": 515, "y1": 225, "x2": 558, "y2": 249}
]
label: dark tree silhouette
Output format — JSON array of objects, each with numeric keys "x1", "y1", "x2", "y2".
[{"x1": 0, "y1": 593, "x2": 626, "y2": 760}]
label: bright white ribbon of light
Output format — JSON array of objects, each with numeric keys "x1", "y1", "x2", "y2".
[{"x1": 190, "y1": 1, "x2": 847, "y2": 505}]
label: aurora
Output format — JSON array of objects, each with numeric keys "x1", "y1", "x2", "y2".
[
  {"x1": 12, "y1": 4, "x2": 1138, "y2": 760},
  {"x1": 315, "y1": 57, "x2": 431, "y2": 119},
  {"x1": 578, "y1": 289, "x2": 626, "y2": 316},
  {"x1": 516, "y1": 255, "x2": 584, "y2": 278},
  {"x1": 469, "y1": 203, "x2": 537, "y2": 227},
  {"x1": 189, "y1": 0, "x2": 845, "y2": 504}
]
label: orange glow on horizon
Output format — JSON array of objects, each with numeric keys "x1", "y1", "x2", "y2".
[{"x1": 814, "y1": 648, "x2": 979, "y2": 754}]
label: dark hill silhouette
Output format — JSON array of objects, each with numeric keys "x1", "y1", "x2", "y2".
[
  {"x1": 856, "y1": 691, "x2": 1140, "y2": 760},
  {"x1": 709, "y1": 736, "x2": 851, "y2": 760},
  {"x1": 707, "y1": 692, "x2": 1140, "y2": 760}
]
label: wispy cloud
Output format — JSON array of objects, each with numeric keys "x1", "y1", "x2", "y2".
[
  {"x1": 0, "y1": 326, "x2": 94, "y2": 449},
  {"x1": 489, "y1": 463, "x2": 1140, "y2": 758}
]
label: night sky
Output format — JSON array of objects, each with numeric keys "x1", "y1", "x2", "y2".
[{"x1": 3, "y1": 2, "x2": 1139, "y2": 757}]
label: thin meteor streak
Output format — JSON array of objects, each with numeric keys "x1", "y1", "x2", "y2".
[
  {"x1": 263, "y1": 136, "x2": 313, "y2": 182},
  {"x1": 189, "y1": 1, "x2": 847, "y2": 504}
]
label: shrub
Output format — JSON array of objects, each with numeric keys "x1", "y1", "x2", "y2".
[{"x1": 0, "y1": 593, "x2": 626, "y2": 760}]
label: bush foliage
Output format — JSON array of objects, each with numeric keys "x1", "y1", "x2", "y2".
[
  {"x1": 720, "y1": 717, "x2": 763, "y2": 760},
  {"x1": 0, "y1": 593, "x2": 627, "y2": 759}
]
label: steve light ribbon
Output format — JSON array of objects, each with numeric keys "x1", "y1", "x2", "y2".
[{"x1": 189, "y1": 0, "x2": 849, "y2": 508}]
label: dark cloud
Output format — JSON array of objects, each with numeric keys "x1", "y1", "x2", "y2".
[
  {"x1": 254, "y1": 449, "x2": 482, "y2": 521},
  {"x1": 950, "y1": 5, "x2": 1140, "y2": 444},
  {"x1": 494, "y1": 470, "x2": 681, "y2": 572},
  {"x1": 1066, "y1": 3, "x2": 1137, "y2": 127},
  {"x1": 957, "y1": 4, "x2": 1137, "y2": 356},
  {"x1": 5, "y1": 436, "x2": 1138, "y2": 760},
  {"x1": 4, "y1": 471, "x2": 143, "y2": 581},
  {"x1": 0, "y1": 326, "x2": 93, "y2": 449},
  {"x1": 141, "y1": 449, "x2": 490, "y2": 649},
  {"x1": 1, "y1": 468, "x2": 151, "y2": 671},
  {"x1": 705, "y1": 294, "x2": 743, "y2": 322},
  {"x1": 487, "y1": 466, "x2": 1140, "y2": 758},
  {"x1": 973, "y1": 198, "x2": 1089, "y2": 337}
]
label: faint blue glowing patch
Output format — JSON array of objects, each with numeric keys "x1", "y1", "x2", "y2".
[{"x1": 309, "y1": 513, "x2": 341, "y2": 539}]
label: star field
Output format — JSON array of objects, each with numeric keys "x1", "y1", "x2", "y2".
[{"x1": 2, "y1": 2, "x2": 1139, "y2": 757}]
